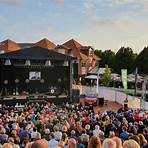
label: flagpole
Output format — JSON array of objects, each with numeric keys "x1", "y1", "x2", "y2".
[
  {"x1": 134, "y1": 67, "x2": 138, "y2": 96},
  {"x1": 141, "y1": 79, "x2": 146, "y2": 110},
  {"x1": 96, "y1": 67, "x2": 99, "y2": 97}
]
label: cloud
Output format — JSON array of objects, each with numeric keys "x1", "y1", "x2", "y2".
[
  {"x1": 49, "y1": 0, "x2": 64, "y2": 4},
  {"x1": 0, "y1": 15, "x2": 7, "y2": 24},
  {"x1": 82, "y1": 0, "x2": 148, "y2": 16},
  {"x1": 92, "y1": 17, "x2": 134, "y2": 29},
  {"x1": 0, "y1": 0, "x2": 23, "y2": 6}
]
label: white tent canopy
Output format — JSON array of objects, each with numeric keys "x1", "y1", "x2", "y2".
[{"x1": 85, "y1": 75, "x2": 99, "y2": 79}]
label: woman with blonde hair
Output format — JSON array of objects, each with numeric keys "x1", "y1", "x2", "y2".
[
  {"x1": 112, "y1": 137, "x2": 123, "y2": 148},
  {"x1": 138, "y1": 134, "x2": 147, "y2": 147},
  {"x1": 58, "y1": 133, "x2": 68, "y2": 148},
  {"x1": 88, "y1": 136, "x2": 102, "y2": 148},
  {"x1": 25, "y1": 142, "x2": 34, "y2": 148},
  {"x1": 102, "y1": 138, "x2": 116, "y2": 148},
  {"x1": 31, "y1": 139, "x2": 48, "y2": 148},
  {"x1": 34, "y1": 132, "x2": 41, "y2": 141},
  {"x1": 123, "y1": 139, "x2": 140, "y2": 148},
  {"x1": 68, "y1": 138, "x2": 77, "y2": 148},
  {"x1": 3, "y1": 143, "x2": 13, "y2": 148}
]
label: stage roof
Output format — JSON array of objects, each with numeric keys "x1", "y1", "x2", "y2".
[{"x1": 0, "y1": 46, "x2": 76, "y2": 61}]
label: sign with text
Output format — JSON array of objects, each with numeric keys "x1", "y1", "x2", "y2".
[{"x1": 121, "y1": 69, "x2": 127, "y2": 90}]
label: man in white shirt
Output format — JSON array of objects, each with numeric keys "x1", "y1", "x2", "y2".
[
  {"x1": 93, "y1": 125, "x2": 104, "y2": 140},
  {"x1": 53, "y1": 126, "x2": 62, "y2": 141},
  {"x1": 48, "y1": 132, "x2": 59, "y2": 148}
]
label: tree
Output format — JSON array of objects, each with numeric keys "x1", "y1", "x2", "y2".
[
  {"x1": 94, "y1": 49, "x2": 115, "y2": 69},
  {"x1": 114, "y1": 47, "x2": 136, "y2": 74},
  {"x1": 136, "y1": 47, "x2": 148, "y2": 74},
  {"x1": 102, "y1": 65, "x2": 111, "y2": 87},
  {"x1": 102, "y1": 50, "x2": 115, "y2": 69}
]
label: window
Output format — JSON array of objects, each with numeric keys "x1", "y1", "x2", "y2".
[
  {"x1": 57, "y1": 49, "x2": 65, "y2": 54},
  {"x1": 89, "y1": 49, "x2": 93, "y2": 56},
  {"x1": 82, "y1": 62, "x2": 86, "y2": 67}
]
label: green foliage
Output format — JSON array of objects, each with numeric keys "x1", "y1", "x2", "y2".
[
  {"x1": 114, "y1": 47, "x2": 136, "y2": 74},
  {"x1": 95, "y1": 47, "x2": 148, "y2": 75},
  {"x1": 102, "y1": 65, "x2": 111, "y2": 87},
  {"x1": 135, "y1": 47, "x2": 148, "y2": 75},
  {"x1": 94, "y1": 49, "x2": 115, "y2": 69}
]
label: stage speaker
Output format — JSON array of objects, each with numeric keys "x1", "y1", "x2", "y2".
[
  {"x1": 73, "y1": 63, "x2": 78, "y2": 79},
  {"x1": 98, "y1": 97, "x2": 104, "y2": 106},
  {"x1": 72, "y1": 89, "x2": 80, "y2": 103}
]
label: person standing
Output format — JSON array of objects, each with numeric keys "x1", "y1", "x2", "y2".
[{"x1": 124, "y1": 97, "x2": 128, "y2": 110}]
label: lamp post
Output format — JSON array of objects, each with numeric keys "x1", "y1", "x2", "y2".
[
  {"x1": 96, "y1": 67, "x2": 99, "y2": 97},
  {"x1": 113, "y1": 77, "x2": 117, "y2": 102},
  {"x1": 141, "y1": 79, "x2": 146, "y2": 110},
  {"x1": 134, "y1": 68, "x2": 138, "y2": 96}
]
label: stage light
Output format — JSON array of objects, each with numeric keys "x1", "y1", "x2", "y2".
[
  {"x1": 15, "y1": 79, "x2": 20, "y2": 84},
  {"x1": 4, "y1": 80, "x2": 8, "y2": 85},
  {"x1": 40, "y1": 79, "x2": 45, "y2": 83},
  {"x1": 25, "y1": 79, "x2": 30, "y2": 83},
  {"x1": 58, "y1": 78, "x2": 62, "y2": 82},
  {"x1": 25, "y1": 60, "x2": 31, "y2": 66},
  {"x1": 45, "y1": 60, "x2": 51, "y2": 66},
  {"x1": 4, "y1": 59, "x2": 11, "y2": 65}
]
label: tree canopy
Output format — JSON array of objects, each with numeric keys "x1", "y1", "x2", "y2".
[
  {"x1": 94, "y1": 46, "x2": 148, "y2": 75},
  {"x1": 102, "y1": 65, "x2": 111, "y2": 87},
  {"x1": 94, "y1": 49, "x2": 115, "y2": 69},
  {"x1": 113, "y1": 47, "x2": 136, "y2": 74},
  {"x1": 135, "y1": 47, "x2": 148, "y2": 75}
]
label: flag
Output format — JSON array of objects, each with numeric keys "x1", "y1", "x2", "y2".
[{"x1": 121, "y1": 69, "x2": 127, "y2": 89}]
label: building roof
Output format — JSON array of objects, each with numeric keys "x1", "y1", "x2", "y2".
[
  {"x1": 79, "y1": 46, "x2": 93, "y2": 51},
  {"x1": 34, "y1": 38, "x2": 56, "y2": 49},
  {"x1": 93, "y1": 54, "x2": 101, "y2": 61},
  {"x1": 55, "y1": 44, "x2": 71, "y2": 50},
  {"x1": 62, "y1": 39, "x2": 90, "y2": 60},
  {"x1": 0, "y1": 39, "x2": 21, "y2": 52},
  {"x1": 79, "y1": 52, "x2": 88, "y2": 61},
  {"x1": 62, "y1": 39, "x2": 82, "y2": 50},
  {"x1": 0, "y1": 46, "x2": 75, "y2": 61}
]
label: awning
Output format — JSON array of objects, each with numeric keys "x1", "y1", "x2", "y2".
[{"x1": 85, "y1": 75, "x2": 100, "y2": 79}]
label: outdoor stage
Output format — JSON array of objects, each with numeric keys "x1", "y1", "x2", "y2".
[{"x1": 0, "y1": 46, "x2": 75, "y2": 105}]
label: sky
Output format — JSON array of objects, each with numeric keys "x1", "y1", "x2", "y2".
[{"x1": 0, "y1": 0, "x2": 148, "y2": 53}]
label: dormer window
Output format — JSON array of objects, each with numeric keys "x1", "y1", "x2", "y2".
[
  {"x1": 89, "y1": 50, "x2": 93, "y2": 56},
  {"x1": 82, "y1": 62, "x2": 86, "y2": 67},
  {"x1": 57, "y1": 49, "x2": 65, "y2": 54}
]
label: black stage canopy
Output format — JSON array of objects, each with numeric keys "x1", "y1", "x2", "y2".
[{"x1": 0, "y1": 46, "x2": 76, "y2": 61}]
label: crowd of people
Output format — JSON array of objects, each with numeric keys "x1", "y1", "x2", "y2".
[{"x1": 0, "y1": 101, "x2": 147, "y2": 148}]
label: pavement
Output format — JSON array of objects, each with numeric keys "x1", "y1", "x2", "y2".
[{"x1": 94, "y1": 101, "x2": 123, "y2": 113}]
